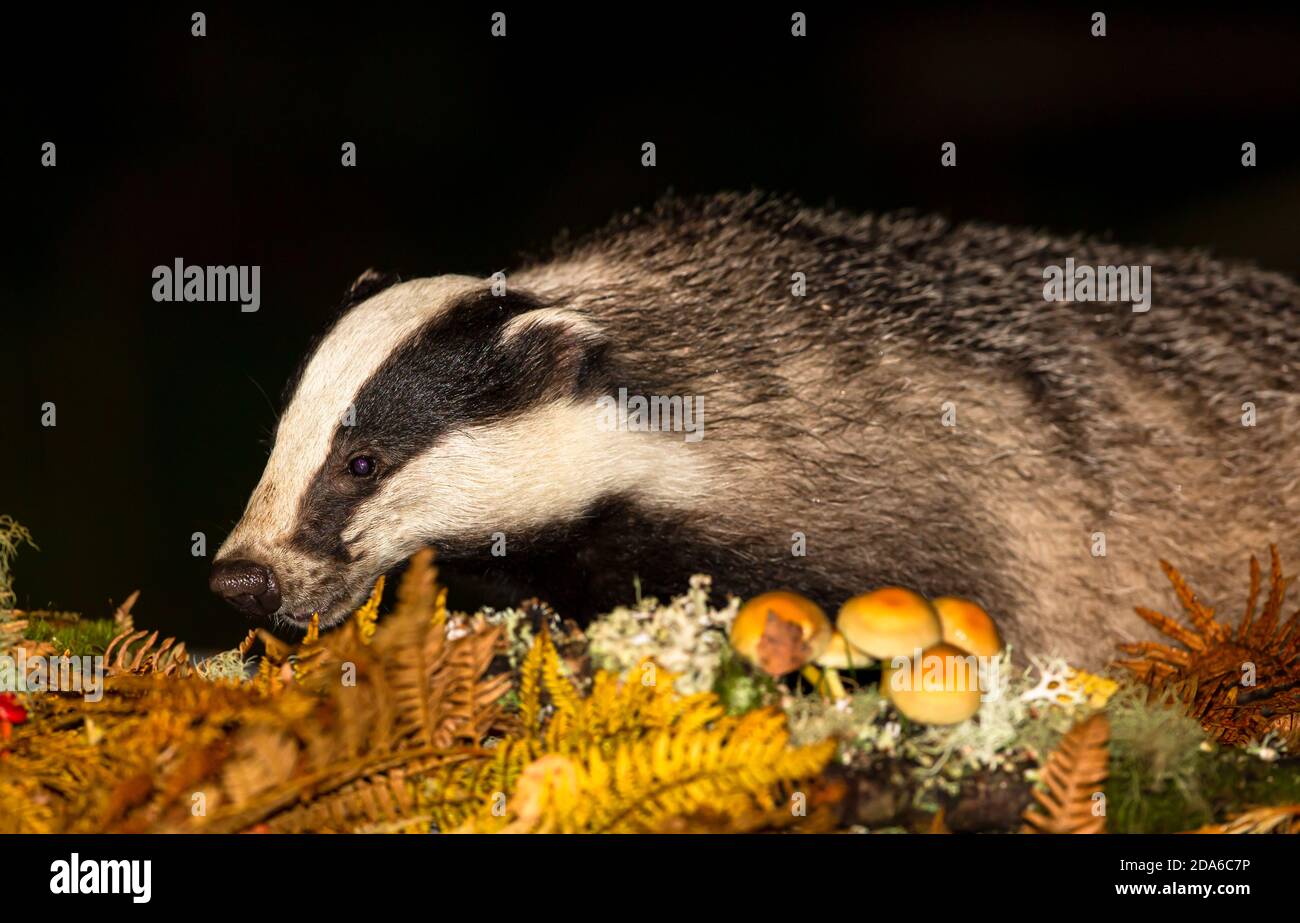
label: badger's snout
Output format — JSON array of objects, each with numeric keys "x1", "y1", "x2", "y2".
[{"x1": 209, "y1": 558, "x2": 282, "y2": 617}]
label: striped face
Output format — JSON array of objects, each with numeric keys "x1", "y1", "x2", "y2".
[{"x1": 211, "y1": 273, "x2": 708, "y2": 630}]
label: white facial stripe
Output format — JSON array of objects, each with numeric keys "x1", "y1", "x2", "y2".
[
  {"x1": 220, "y1": 275, "x2": 486, "y2": 552},
  {"x1": 342, "y1": 400, "x2": 714, "y2": 563},
  {"x1": 501, "y1": 307, "x2": 602, "y2": 343}
]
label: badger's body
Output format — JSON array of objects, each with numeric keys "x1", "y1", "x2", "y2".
[{"x1": 212, "y1": 194, "x2": 1300, "y2": 668}]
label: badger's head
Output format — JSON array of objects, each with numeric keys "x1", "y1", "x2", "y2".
[{"x1": 210, "y1": 271, "x2": 705, "y2": 630}]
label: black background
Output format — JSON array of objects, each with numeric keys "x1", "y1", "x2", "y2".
[{"x1": 5, "y1": 4, "x2": 1299, "y2": 650}]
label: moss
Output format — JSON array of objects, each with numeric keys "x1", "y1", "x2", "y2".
[
  {"x1": 23, "y1": 616, "x2": 119, "y2": 656},
  {"x1": 712, "y1": 646, "x2": 779, "y2": 714},
  {"x1": 1103, "y1": 684, "x2": 1300, "y2": 832},
  {"x1": 1107, "y1": 744, "x2": 1300, "y2": 833},
  {"x1": 1200, "y1": 750, "x2": 1300, "y2": 816}
]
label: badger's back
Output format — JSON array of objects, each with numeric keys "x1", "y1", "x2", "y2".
[{"x1": 515, "y1": 193, "x2": 1300, "y2": 666}]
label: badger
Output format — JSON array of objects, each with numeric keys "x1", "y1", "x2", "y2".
[{"x1": 210, "y1": 193, "x2": 1300, "y2": 668}]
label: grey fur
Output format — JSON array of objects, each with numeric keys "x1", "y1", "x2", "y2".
[{"x1": 503, "y1": 192, "x2": 1300, "y2": 668}]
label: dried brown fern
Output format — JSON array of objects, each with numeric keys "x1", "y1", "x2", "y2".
[
  {"x1": 0, "y1": 552, "x2": 511, "y2": 834},
  {"x1": 1117, "y1": 546, "x2": 1300, "y2": 746},
  {"x1": 1188, "y1": 804, "x2": 1300, "y2": 834},
  {"x1": 112, "y1": 590, "x2": 139, "y2": 634},
  {"x1": 262, "y1": 769, "x2": 426, "y2": 833},
  {"x1": 2, "y1": 548, "x2": 844, "y2": 835},
  {"x1": 191, "y1": 561, "x2": 508, "y2": 833},
  {"x1": 1021, "y1": 713, "x2": 1110, "y2": 834},
  {"x1": 103, "y1": 628, "x2": 192, "y2": 677}
]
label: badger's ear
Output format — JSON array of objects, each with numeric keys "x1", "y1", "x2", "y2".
[
  {"x1": 499, "y1": 307, "x2": 608, "y2": 395},
  {"x1": 341, "y1": 268, "x2": 400, "y2": 310}
]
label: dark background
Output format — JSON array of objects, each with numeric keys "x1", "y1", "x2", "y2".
[{"x1": 4, "y1": 4, "x2": 1298, "y2": 649}]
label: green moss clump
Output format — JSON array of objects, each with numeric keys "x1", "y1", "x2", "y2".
[
  {"x1": 1107, "y1": 744, "x2": 1300, "y2": 833},
  {"x1": 23, "y1": 616, "x2": 119, "y2": 656},
  {"x1": 1103, "y1": 685, "x2": 1300, "y2": 832},
  {"x1": 712, "y1": 646, "x2": 779, "y2": 715}
]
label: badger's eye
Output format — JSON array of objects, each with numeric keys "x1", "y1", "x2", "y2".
[{"x1": 347, "y1": 455, "x2": 377, "y2": 478}]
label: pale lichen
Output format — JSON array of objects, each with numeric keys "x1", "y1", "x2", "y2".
[
  {"x1": 786, "y1": 685, "x2": 887, "y2": 750},
  {"x1": 0, "y1": 516, "x2": 37, "y2": 612},
  {"x1": 194, "y1": 648, "x2": 254, "y2": 682},
  {"x1": 784, "y1": 650, "x2": 1096, "y2": 787},
  {"x1": 460, "y1": 606, "x2": 524, "y2": 660},
  {"x1": 586, "y1": 574, "x2": 740, "y2": 694}
]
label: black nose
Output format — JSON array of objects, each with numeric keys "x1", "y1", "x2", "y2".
[{"x1": 209, "y1": 559, "x2": 282, "y2": 617}]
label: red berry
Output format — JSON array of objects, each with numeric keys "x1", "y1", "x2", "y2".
[{"x1": 0, "y1": 693, "x2": 27, "y2": 725}]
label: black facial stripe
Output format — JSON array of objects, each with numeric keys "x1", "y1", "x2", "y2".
[{"x1": 287, "y1": 289, "x2": 609, "y2": 562}]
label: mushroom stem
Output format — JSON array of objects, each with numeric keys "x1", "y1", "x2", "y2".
[
  {"x1": 800, "y1": 664, "x2": 847, "y2": 700},
  {"x1": 823, "y1": 667, "x2": 848, "y2": 701}
]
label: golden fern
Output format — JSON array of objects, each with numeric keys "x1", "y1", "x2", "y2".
[
  {"x1": 416, "y1": 738, "x2": 536, "y2": 832},
  {"x1": 1021, "y1": 713, "x2": 1110, "y2": 834},
  {"x1": 2, "y1": 550, "x2": 840, "y2": 835},
  {"x1": 455, "y1": 711, "x2": 838, "y2": 833},
  {"x1": 192, "y1": 565, "x2": 508, "y2": 833},
  {"x1": 354, "y1": 575, "x2": 384, "y2": 645},
  {"x1": 426, "y1": 623, "x2": 840, "y2": 834},
  {"x1": 259, "y1": 766, "x2": 454, "y2": 834}
]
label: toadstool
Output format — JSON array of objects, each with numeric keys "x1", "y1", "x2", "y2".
[
  {"x1": 881, "y1": 642, "x2": 983, "y2": 725},
  {"x1": 815, "y1": 630, "x2": 873, "y2": 670},
  {"x1": 836, "y1": 587, "x2": 942, "y2": 660},
  {"x1": 730, "y1": 590, "x2": 833, "y2": 680},
  {"x1": 931, "y1": 596, "x2": 1004, "y2": 657},
  {"x1": 812, "y1": 630, "x2": 874, "y2": 700}
]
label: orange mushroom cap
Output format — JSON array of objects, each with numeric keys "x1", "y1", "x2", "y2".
[
  {"x1": 837, "y1": 587, "x2": 942, "y2": 660},
  {"x1": 731, "y1": 590, "x2": 833, "y2": 674},
  {"x1": 881, "y1": 642, "x2": 983, "y2": 725},
  {"x1": 932, "y1": 596, "x2": 1004, "y2": 658}
]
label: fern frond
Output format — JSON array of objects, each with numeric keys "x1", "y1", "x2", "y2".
[
  {"x1": 2, "y1": 550, "x2": 842, "y2": 835},
  {"x1": 457, "y1": 707, "x2": 837, "y2": 833},
  {"x1": 1188, "y1": 803, "x2": 1300, "y2": 834},
  {"x1": 419, "y1": 738, "x2": 539, "y2": 832},
  {"x1": 444, "y1": 627, "x2": 839, "y2": 834},
  {"x1": 1021, "y1": 713, "x2": 1110, "y2": 834},
  {"x1": 354, "y1": 575, "x2": 384, "y2": 645},
  {"x1": 1, "y1": 552, "x2": 511, "y2": 834},
  {"x1": 1118, "y1": 547, "x2": 1300, "y2": 745},
  {"x1": 103, "y1": 628, "x2": 191, "y2": 677},
  {"x1": 262, "y1": 770, "x2": 423, "y2": 833}
]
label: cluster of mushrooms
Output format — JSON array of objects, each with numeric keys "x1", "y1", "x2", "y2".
[{"x1": 729, "y1": 587, "x2": 1004, "y2": 725}]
